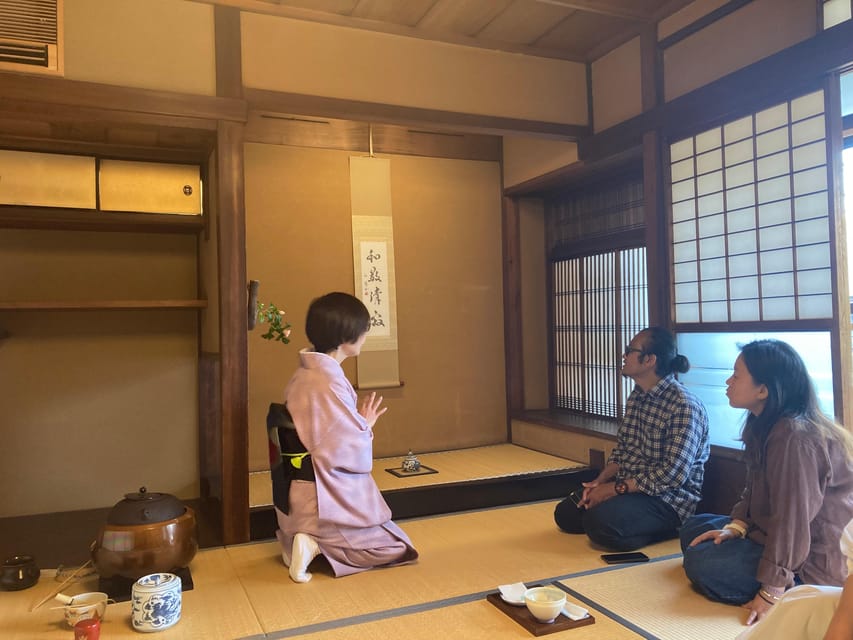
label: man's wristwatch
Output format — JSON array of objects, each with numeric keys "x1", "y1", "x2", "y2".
[{"x1": 614, "y1": 479, "x2": 629, "y2": 495}]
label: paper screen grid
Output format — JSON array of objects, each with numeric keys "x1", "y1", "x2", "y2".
[{"x1": 669, "y1": 89, "x2": 833, "y2": 324}]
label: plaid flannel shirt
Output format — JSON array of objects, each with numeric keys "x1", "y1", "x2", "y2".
[{"x1": 609, "y1": 374, "x2": 710, "y2": 522}]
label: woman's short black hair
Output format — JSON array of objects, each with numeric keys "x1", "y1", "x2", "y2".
[
  {"x1": 638, "y1": 327, "x2": 690, "y2": 377},
  {"x1": 305, "y1": 292, "x2": 370, "y2": 354}
]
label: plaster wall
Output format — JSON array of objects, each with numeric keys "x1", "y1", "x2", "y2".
[
  {"x1": 503, "y1": 138, "x2": 579, "y2": 189},
  {"x1": 663, "y1": 0, "x2": 816, "y2": 101},
  {"x1": 241, "y1": 12, "x2": 588, "y2": 126},
  {"x1": 63, "y1": 0, "x2": 216, "y2": 95},
  {"x1": 591, "y1": 37, "x2": 643, "y2": 133}
]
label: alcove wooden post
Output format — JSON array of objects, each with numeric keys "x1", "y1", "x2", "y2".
[{"x1": 216, "y1": 118, "x2": 250, "y2": 544}]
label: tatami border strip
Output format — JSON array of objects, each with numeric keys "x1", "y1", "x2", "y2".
[{"x1": 551, "y1": 554, "x2": 685, "y2": 640}]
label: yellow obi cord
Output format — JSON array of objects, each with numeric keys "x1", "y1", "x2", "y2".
[{"x1": 282, "y1": 452, "x2": 310, "y2": 469}]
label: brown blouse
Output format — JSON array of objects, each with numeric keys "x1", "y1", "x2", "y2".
[{"x1": 731, "y1": 417, "x2": 853, "y2": 588}]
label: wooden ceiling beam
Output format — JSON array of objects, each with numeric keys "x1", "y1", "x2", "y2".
[
  {"x1": 245, "y1": 87, "x2": 590, "y2": 140},
  {"x1": 532, "y1": 0, "x2": 652, "y2": 22},
  {"x1": 0, "y1": 72, "x2": 246, "y2": 124}
]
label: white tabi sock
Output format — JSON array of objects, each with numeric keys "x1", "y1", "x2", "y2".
[
  {"x1": 275, "y1": 530, "x2": 291, "y2": 568},
  {"x1": 290, "y1": 532, "x2": 320, "y2": 583}
]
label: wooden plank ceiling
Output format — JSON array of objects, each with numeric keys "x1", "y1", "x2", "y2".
[{"x1": 207, "y1": 0, "x2": 696, "y2": 62}]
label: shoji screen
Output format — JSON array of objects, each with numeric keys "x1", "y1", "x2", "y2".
[{"x1": 670, "y1": 90, "x2": 833, "y2": 325}]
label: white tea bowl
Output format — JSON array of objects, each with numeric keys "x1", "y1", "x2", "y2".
[
  {"x1": 524, "y1": 586, "x2": 567, "y2": 624},
  {"x1": 60, "y1": 591, "x2": 109, "y2": 628}
]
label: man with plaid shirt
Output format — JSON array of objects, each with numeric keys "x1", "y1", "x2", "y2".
[{"x1": 554, "y1": 327, "x2": 710, "y2": 550}]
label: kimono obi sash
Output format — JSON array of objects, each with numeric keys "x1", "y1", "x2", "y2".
[{"x1": 267, "y1": 402, "x2": 315, "y2": 514}]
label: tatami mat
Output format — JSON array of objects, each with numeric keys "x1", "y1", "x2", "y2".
[
  {"x1": 250, "y1": 444, "x2": 585, "y2": 507},
  {"x1": 562, "y1": 556, "x2": 748, "y2": 640},
  {"x1": 229, "y1": 499, "x2": 681, "y2": 635}
]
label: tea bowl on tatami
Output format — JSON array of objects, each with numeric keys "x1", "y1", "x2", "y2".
[
  {"x1": 57, "y1": 591, "x2": 109, "y2": 628},
  {"x1": 524, "y1": 586, "x2": 567, "y2": 623}
]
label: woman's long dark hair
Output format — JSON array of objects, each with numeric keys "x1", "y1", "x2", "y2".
[{"x1": 738, "y1": 339, "x2": 852, "y2": 467}]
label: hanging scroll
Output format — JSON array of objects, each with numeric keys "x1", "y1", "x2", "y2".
[{"x1": 349, "y1": 155, "x2": 402, "y2": 389}]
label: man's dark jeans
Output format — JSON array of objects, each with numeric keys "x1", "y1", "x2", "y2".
[{"x1": 554, "y1": 492, "x2": 681, "y2": 551}]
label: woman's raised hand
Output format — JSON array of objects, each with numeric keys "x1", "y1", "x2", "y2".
[{"x1": 359, "y1": 391, "x2": 388, "y2": 428}]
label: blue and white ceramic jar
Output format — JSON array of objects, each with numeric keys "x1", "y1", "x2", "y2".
[
  {"x1": 131, "y1": 572, "x2": 181, "y2": 633},
  {"x1": 401, "y1": 451, "x2": 421, "y2": 473}
]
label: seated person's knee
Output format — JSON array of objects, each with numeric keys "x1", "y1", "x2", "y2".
[
  {"x1": 583, "y1": 510, "x2": 639, "y2": 551},
  {"x1": 554, "y1": 498, "x2": 585, "y2": 534}
]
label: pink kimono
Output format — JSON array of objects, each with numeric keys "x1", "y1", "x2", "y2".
[{"x1": 275, "y1": 350, "x2": 418, "y2": 576}]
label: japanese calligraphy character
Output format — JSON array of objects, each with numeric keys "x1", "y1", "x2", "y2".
[{"x1": 367, "y1": 266, "x2": 382, "y2": 283}]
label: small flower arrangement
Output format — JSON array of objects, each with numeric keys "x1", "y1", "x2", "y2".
[{"x1": 255, "y1": 302, "x2": 292, "y2": 344}]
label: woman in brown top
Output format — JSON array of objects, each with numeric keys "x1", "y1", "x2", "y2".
[{"x1": 679, "y1": 339, "x2": 853, "y2": 627}]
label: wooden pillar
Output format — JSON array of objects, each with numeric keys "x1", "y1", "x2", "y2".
[
  {"x1": 826, "y1": 73, "x2": 853, "y2": 428},
  {"x1": 216, "y1": 119, "x2": 249, "y2": 544},
  {"x1": 502, "y1": 195, "x2": 524, "y2": 424},
  {"x1": 640, "y1": 25, "x2": 668, "y2": 327},
  {"x1": 214, "y1": 6, "x2": 249, "y2": 544}
]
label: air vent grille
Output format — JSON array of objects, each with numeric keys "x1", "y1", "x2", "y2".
[
  {"x1": 0, "y1": 0, "x2": 57, "y2": 44},
  {"x1": 0, "y1": 0, "x2": 60, "y2": 72},
  {"x1": 0, "y1": 40, "x2": 48, "y2": 67}
]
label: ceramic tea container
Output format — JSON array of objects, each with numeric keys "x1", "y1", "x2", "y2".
[
  {"x1": 131, "y1": 572, "x2": 181, "y2": 633},
  {"x1": 401, "y1": 451, "x2": 421, "y2": 473}
]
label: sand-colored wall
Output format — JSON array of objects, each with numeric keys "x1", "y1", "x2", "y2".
[
  {"x1": 663, "y1": 0, "x2": 816, "y2": 101},
  {"x1": 0, "y1": 230, "x2": 199, "y2": 517},
  {"x1": 241, "y1": 12, "x2": 588, "y2": 126},
  {"x1": 244, "y1": 143, "x2": 507, "y2": 471},
  {"x1": 591, "y1": 37, "x2": 643, "y2": 133},
  {"x1": 511, "y1": 421, "x2": 615, "y2": 466},
  {"x1": 503, "y1": 138, "x2": 579, "y2": 189},
  {"x1": 63, "y1": 0, "x2": 216, "y2": 95}
]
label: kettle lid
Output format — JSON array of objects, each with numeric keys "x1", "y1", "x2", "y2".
[{"x1": 106, "y1": 487, "x2": 185, "y2": 525}]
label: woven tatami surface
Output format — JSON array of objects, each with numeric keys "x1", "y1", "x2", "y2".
[{"x1": 562, "y1": 556, "x2": 748, "y2": 640}]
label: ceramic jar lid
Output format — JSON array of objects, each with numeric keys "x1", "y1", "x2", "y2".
[{"x1": 106, "y1": 487, "x2": 185, "y2": 525}]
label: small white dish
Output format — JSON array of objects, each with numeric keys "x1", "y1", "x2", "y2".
[
  {"x1": 500, "y1": 593, "x2": 526, "y2": 606},
  {"x1": 498, "y1": 582, "x2": 527, "y2": 606}
]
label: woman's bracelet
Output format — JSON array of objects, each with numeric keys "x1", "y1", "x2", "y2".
[
  {"x1": 723, "y1": 522, "x2": 747, "y2": 538},
  {"x1": 758, "y1": 589, "x2": 781, "y2": 605}
]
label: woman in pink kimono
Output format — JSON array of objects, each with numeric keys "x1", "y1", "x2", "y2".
[{"x1": 275, "y1": 292, "x2": 418, "y2": 583}]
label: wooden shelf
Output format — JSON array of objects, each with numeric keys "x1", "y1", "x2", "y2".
[
  {"x1": 0, "y1": 299, "x2": 207, "y2": 311},
  {"x1": 0, "y1": 205, "x2": 204, "y2": 233}
]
